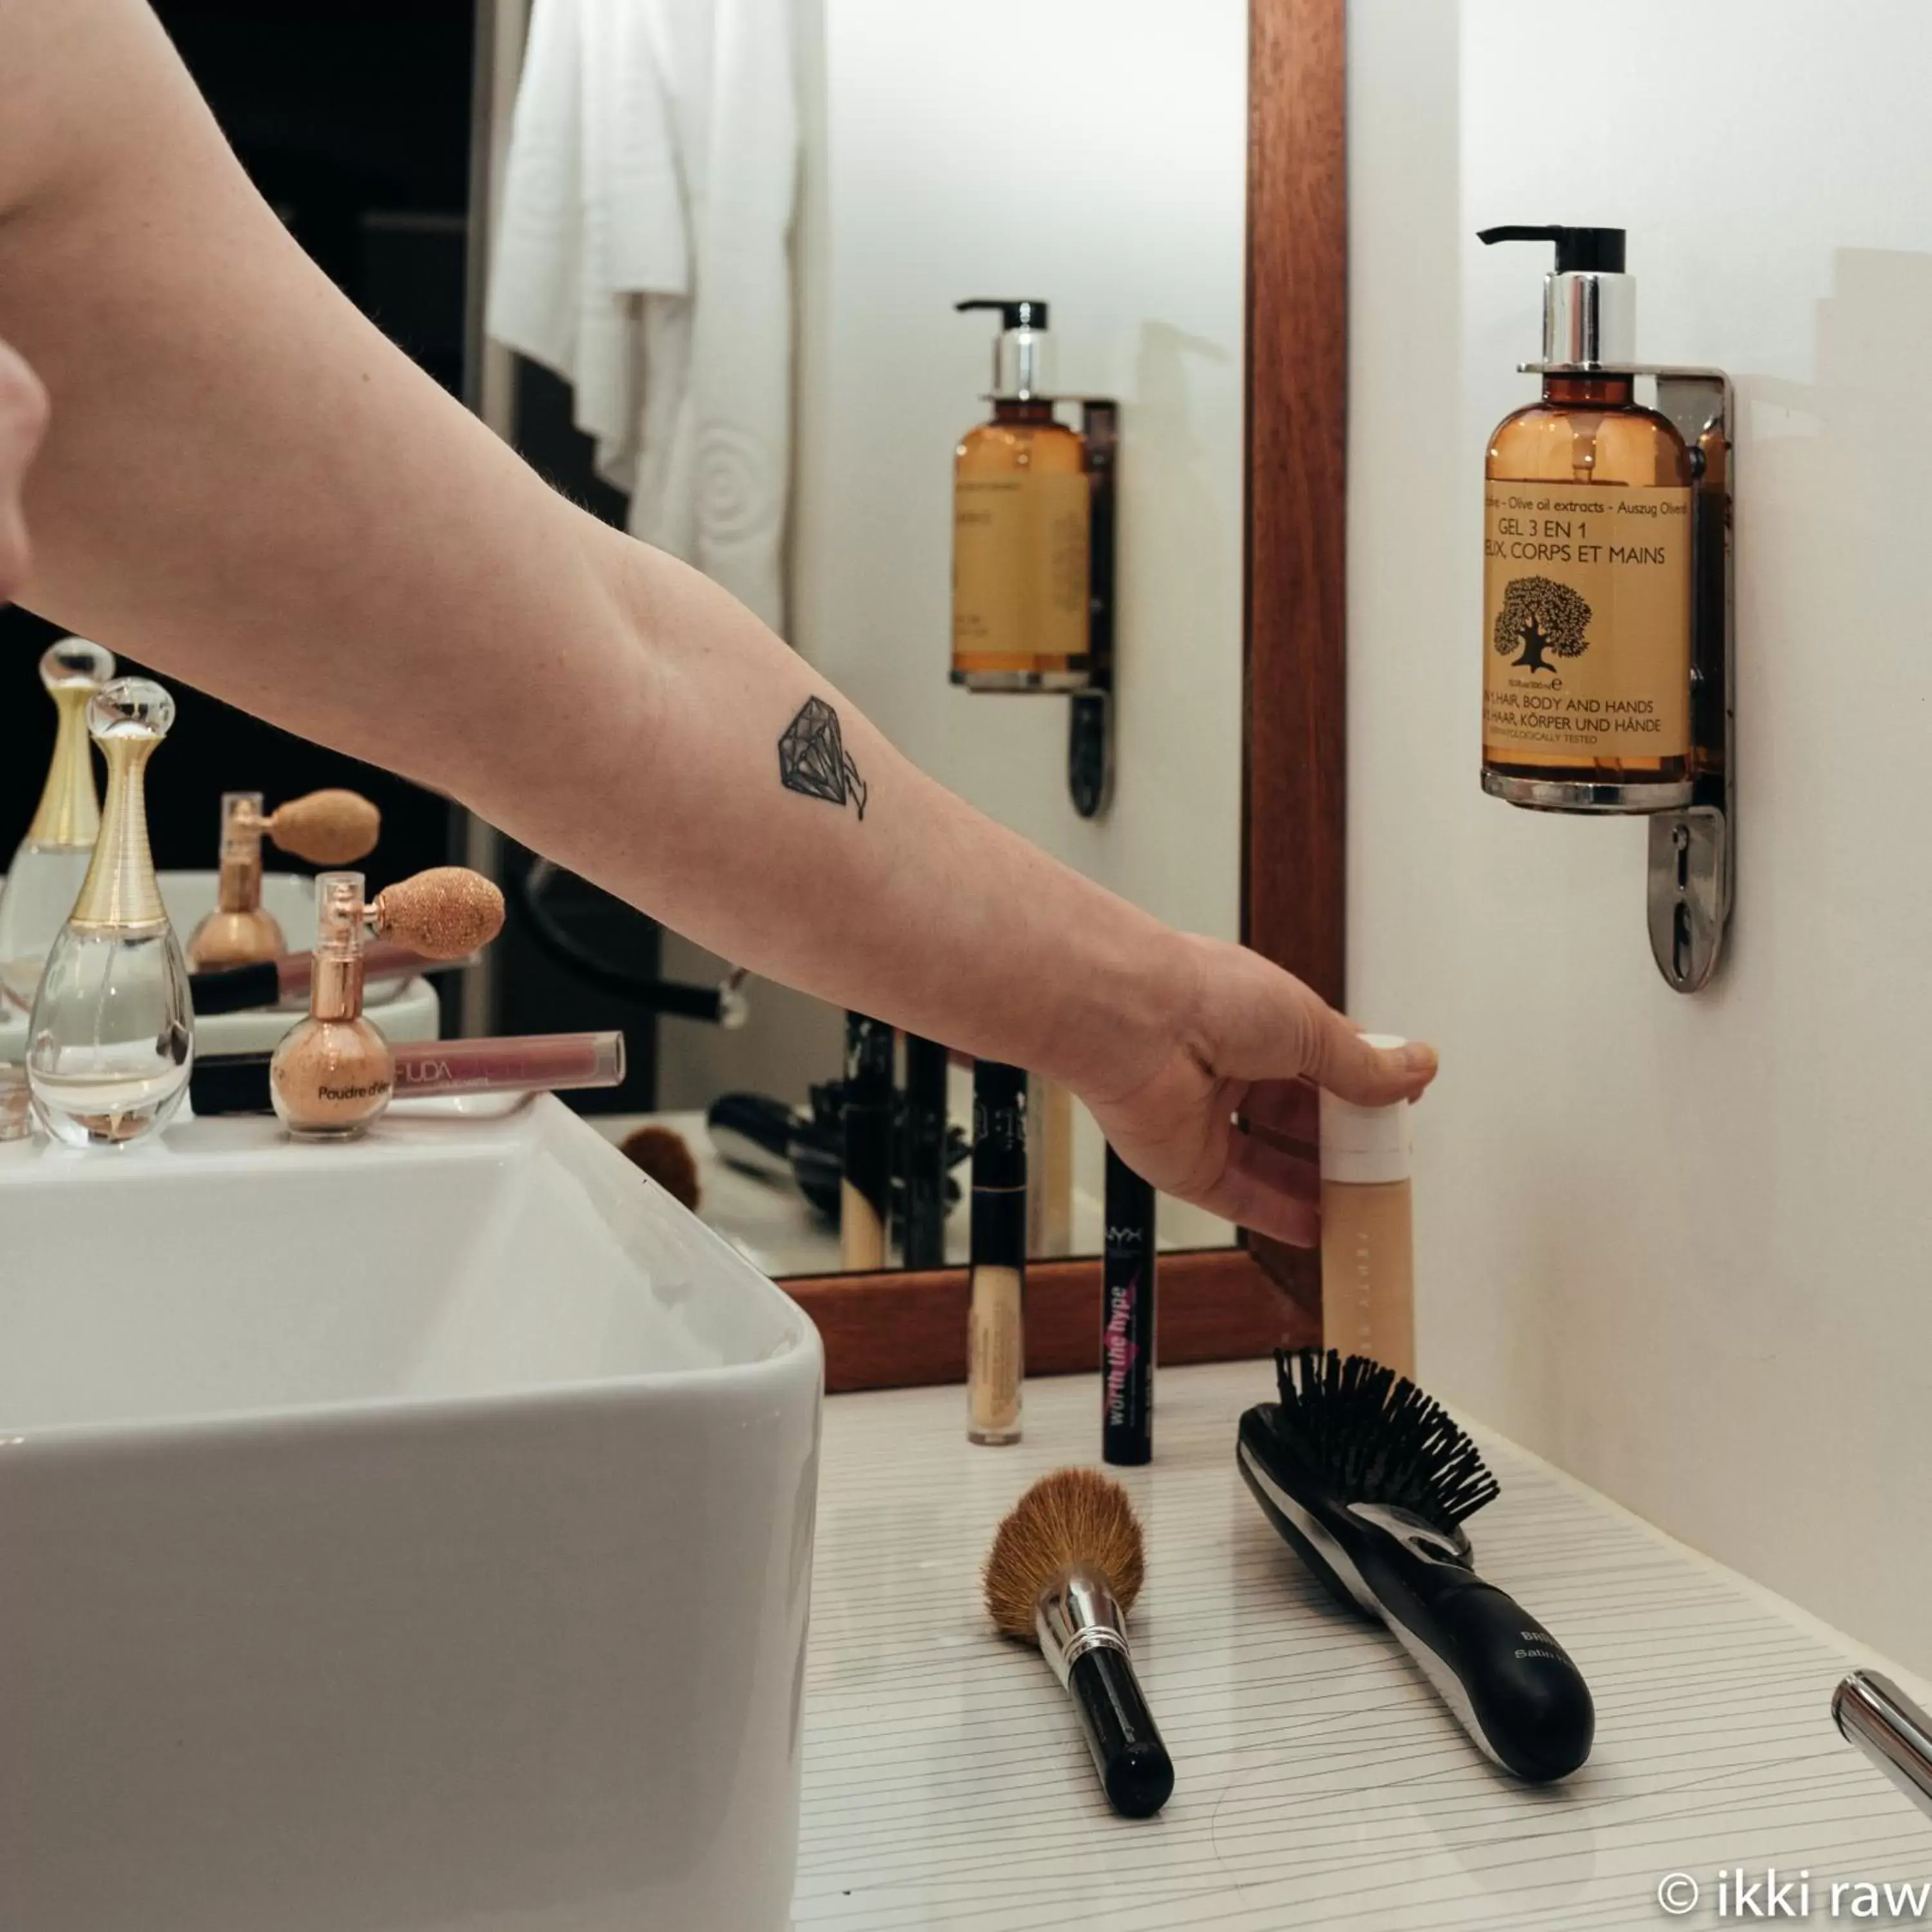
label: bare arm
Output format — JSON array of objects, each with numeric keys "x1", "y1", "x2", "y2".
[{"x1": 0, "y1": 0, "x2": 1433, "y2": 1239}]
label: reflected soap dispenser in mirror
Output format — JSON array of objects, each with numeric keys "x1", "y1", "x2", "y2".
[
  {"x1": 26, "y1": 676, "x2": 194, "y2": 1146},
  {"x1": 0, "y1": 637, "x2": 115, "y2": 1010},
  {"x1": 951, "y1": 299, "x2": 1091, "y2": 693},
  {"x1": 1477, "y1": 225, "x2": 1694, "y2": 811},
  {"x1": 951, "y1": 301, "x2": 1119, "y2": 817}
]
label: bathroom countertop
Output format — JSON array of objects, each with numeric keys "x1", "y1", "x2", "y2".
[{"x1": 799, "y1": 1361, "x2": 1932, "y2": 1929}]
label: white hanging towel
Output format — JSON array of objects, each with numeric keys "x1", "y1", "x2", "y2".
[{"x1": 486, "y1": 0, "x2": 797, "y2": 632}]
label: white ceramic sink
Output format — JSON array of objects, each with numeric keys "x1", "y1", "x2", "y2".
[{"x1": 0, "y1": 1097, "x2": 823, "y2": 1932}]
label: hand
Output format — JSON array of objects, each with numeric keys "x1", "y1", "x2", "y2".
[
  {"x1": 1079, "y1": 934, "x2": 1437, "y2": 1246},
  {"x1": 0, "y1": 336, "x2": 48, "y2": 601}
]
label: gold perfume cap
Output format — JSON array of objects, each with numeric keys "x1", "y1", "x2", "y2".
[
  {"x1": 24, "y1": 638, "x2": 115, "y2": 849},
  {"x1": 68, "y1": 677, "x2": 175, "y2": 933}
]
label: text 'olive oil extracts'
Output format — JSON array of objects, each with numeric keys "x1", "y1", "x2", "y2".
[{"x1": 1477, "y1": 226, "x2": 1693, "y2": 811}]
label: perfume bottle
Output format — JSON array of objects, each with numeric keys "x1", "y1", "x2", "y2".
[
  {"x1": 267, "y1": 865, "x2": 506, "y2": 1139},
  {"x1": 26, "y1": 677, "x2": 194, "y2": 1146},
  {"x1": 951, "y1": 299, "x2": 1092, "y2": 691},
  {"x1": 269, "y1": 871, "x2": 395, "y2": 1139},
  {"x1": 184, "y1": 787, "x2": 381, "y2": 970},
  {"x1": 0, "y1": 638, "x2": 115, "y2": 1010},
  {"x1": 186, "y1": 792, "x2": 285, "y2": 969},
  {"x1": 1477, "y1": 226, "x2": 1694, "y2": 810}
]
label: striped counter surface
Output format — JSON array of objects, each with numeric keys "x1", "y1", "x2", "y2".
[{"x1": 797, "y1": 1360, "x2": 1931, "y2": 1930}]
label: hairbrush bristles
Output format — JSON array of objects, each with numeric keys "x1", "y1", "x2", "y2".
[
  {"x1": 1267, "y1": 1349, "x2": 1500, "y2": 1534},
  {"x1": 983, "y1": 1468, "x2": 1146, "y2": 1642},
  {"x1": 368, "y1": 866, "x2": 504, "y2": 959},
  {"x1": 266, "y1": 789, "x2": 381, "y2": 866}
]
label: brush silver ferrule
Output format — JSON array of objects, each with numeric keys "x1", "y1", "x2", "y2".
[
  {"x1": 1034, "y1": 1566, "x2": 1130, "y2": 1690},
  {"x1": 1835, "y1": 1671, "x2": 1932, "y2": 1819}
]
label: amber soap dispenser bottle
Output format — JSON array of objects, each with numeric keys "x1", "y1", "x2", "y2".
[
  {"x1": 1477, "y1": 225, "x2": 1694, "y2": 811},
  {"x1": 951, "y1": 299, "x2": 1091, "y2": 691}
]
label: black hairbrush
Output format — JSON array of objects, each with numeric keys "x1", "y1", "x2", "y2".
[{"x1": 1237, "y1": 1349, "x2": 1593, "y2": 1782}]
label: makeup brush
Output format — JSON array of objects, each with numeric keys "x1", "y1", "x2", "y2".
[
  {"x1": 240, "y1": 788, "x2": 383, "y2": 867},
  {"x1": 983, "y1": 1468, "x2": 1174, "y2": 1819},
  {"x1": 366, "y1": 866, "x2": 505, "y2": 958},
  {"x1": 190, "y1": 940, "x2": 474, "y2": 1016},
  {"x1": 620, "y1": 1123, "x2": 702, "y2": 1212}
]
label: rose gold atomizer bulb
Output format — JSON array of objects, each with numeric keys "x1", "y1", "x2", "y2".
[{"x1": 267, "y1": 864, "x2": 503, "y2": 1140}]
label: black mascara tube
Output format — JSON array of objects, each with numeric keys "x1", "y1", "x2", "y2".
[
  {"x1": 839, "y1": 1013, "x2": 895, "y2": 1270},
  {"x1": 901, "y1": 1034, "x2": 950, "y2": 1269},
  {"x1": 1101, "y1": 1146, "x2": 1156, "y2": 1464}
]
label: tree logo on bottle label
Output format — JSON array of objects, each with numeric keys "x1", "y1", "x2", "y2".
[{"x1": 1494, "y1": 575, "x2": 1591, "y2": 676}]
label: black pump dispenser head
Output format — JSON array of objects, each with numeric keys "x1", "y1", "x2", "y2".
[
  {"x1": 956, "y1": 298, "x2": 1052, "y2": 399},
  {"x1": 1477, "y1": 225, "x2": 1625, "y2": 274},
  {"x1": 1477, "y1": 224, "x2": 1634, "y2": 368}
]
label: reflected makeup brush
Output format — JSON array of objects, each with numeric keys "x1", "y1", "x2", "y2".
[
  {"x1": 983, "y1": 1468, "x2": 1174, "y2": 1819},
  {"x1": 187, "y1": 788, "x2": 384, "y2": 970},
  {"x1": 191, "y1": 940, "x2": 473, "y2": 1016},
  {"x1": 839, "y1": 1013, "x2": 895, "y2": 1269}
]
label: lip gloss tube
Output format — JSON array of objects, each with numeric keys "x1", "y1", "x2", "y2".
[
  {"x1": 1101, "y1": 1146, "x2": 1156, "y2": 1465},
  {"x1": 967, "y1": 1059, "x2": 1028, "y2": 1446},
  {"x1": 189, "y1": 1030, "x2": 625, "y2": 1117},
  {"x1": 190, "y1": 940, "x2": 466, "y2": 1016}
]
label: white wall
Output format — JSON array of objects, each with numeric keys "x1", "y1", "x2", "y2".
[
  {"x1": 1350, "y1": 0, "x2": 1932, "y2": 1671},
  {"x1": 663, "y1": 0, "x2": 1249, "y2": 1113}
]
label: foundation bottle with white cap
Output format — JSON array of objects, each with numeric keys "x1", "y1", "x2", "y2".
[{"x1": 1319, "y1": 1032, "x2": 1416, "y2": 1378}]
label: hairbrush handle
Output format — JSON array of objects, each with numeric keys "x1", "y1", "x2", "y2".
[
  {"x1": 1361, "y1": 1542, "x2": 1594, "y2": 1783},
  {"x1": 1065, "y1": 1647, "x2": 1174, "y2": 1819}
]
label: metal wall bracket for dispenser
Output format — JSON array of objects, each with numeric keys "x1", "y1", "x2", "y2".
[
  {"x1": 1521, "y1": 362, "x2": 1735, "y2": 992},
  {"x1": 1067, "y1": 398, "x2": 1117, "y2": 818}
]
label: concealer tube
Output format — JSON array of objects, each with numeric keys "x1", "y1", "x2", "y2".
[
  {"x1": 1319, "y1": 1032, "x2": 1416, "y2": 1378},
  {"x1": 840, "y1": 1012, "x2": 895, "y2": 1270},
  {"x1": 968, "y1": 1059, "x2": 1028, "y2": 1445}
]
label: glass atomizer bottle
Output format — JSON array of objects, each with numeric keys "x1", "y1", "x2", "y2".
[
  {"x1": 0, "y1": 638, "x2": 115, "y2": 1010},
  {"x1": 27, "y1": 678, "x2": 194, "y2": 1146},
  {"x1": 951, "y1": 299, "x2": 1092, "y2": 691},
  {"x1": 269, "y1": 871, "x2": 395, "y2": 1139},
  {"x1": 1477, "y1": 226, "x2": 1694, "y2": 810}
]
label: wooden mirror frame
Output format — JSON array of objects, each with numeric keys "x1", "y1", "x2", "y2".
[{"x1": 788, "y1": 0, "x2": 1344, "y2": 1393}]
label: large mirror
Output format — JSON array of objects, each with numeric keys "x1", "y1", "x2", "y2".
[{"x1": 473, "y1": 0, "x2": 1253, "y2": 1282}]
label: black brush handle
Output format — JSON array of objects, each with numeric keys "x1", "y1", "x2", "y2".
[
  {"x1": 189, "y1": 959, "x2": 281, "y2": 1016},
  {"x1": 1066, "y1": 1648, "x2": 1174, "y2": 1818},
  {"x1": 1364, "y1": 1549, "x2": 1594, "y2": 1782}
]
